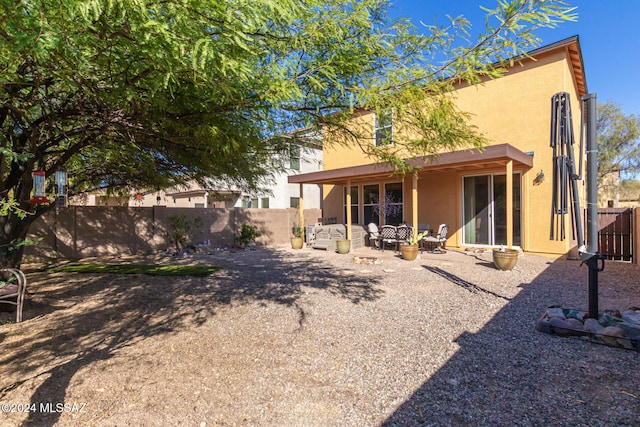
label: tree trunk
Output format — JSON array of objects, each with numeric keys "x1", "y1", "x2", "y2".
[{"x1": 0, "y1": 211, "x2": 38, "y2": 269}]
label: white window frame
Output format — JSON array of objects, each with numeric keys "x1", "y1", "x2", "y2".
[{"x1": 374, "y1": 110, "x2": 393, "y2": 147}]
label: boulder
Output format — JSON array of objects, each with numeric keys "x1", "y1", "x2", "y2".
[
  {"x1": 583, "y1": 318, "x2": 604, "y2": 334},
  {"x1": 622, "y1": 309, "x2": 640, "y2": 326},
  {"x1": 550, "y1": 318, "x2": 574, "y2": 336},
  {"x1": 566, "y1": 318, "x2": 584, "y2": 330},
  {"x1": 597, "y1": 326, "x2": 625, "y2": 346},
  {"x1": 546, "y1": 307, "x2": 566, "y2": 320}
]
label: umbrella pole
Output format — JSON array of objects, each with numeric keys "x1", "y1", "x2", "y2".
[{"x1": 582, "y1": 93, "x2": 605, "y2": 319}]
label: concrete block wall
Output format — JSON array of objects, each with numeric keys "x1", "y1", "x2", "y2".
[{"x1": 26, "y1": 206, "x2": 322, "y2": 260}]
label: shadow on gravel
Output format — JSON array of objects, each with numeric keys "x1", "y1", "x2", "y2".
[
  {"x1": 384, "y1": 258, "x2": 640, "y2": 426},
  {"x1": 424, "y1": 266, "x2": 510, "y2": 301},
  {"x1": 0, "y1": 247, "x2": 383, "y2": 427}
]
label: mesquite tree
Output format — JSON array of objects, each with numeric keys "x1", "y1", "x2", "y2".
[{"x1": 0, "y1": 0, "x2": 575, "y2": 266}]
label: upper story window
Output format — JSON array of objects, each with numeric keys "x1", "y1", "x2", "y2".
[
  {"x1": 374, "y1": 110, "x2": 393, "y2": 147},
  {"x1": 290, "y1": 143, "x2": 301, "y2": 170}
]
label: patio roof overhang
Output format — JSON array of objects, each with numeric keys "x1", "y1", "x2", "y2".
[{"x1": 288, "y1": 143, "x2": 534, "y2": 185}]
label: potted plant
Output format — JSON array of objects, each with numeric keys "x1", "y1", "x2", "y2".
[
  {"x1": 291, "y1": 223, "x2": 304, "y2": 249},
  {"x1": 400, "y1": 231, "x2": 425, "y2": 261},
  {"x1": 493, "y1": 246, "x2": 520, "y2": 270},
  {"x1": 237, "y1": 222, "x2": 260, "y2": 250},
  {"x1": 336, "y1": 238, "x2": 351, "y2": 254}
]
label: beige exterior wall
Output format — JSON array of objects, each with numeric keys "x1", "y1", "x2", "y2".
[
  {"x1": 26, "y1": 207, "x2": 322, "y2": 260},
  {"x1": 321, "y1": 45, "x2": 586, "y2": 257}
]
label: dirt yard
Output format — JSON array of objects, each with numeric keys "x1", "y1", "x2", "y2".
[{"x1": 1, "y1": 247, "x2": 639, "y2": 426}]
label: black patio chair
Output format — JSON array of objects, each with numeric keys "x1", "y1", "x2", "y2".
[{"x1": 380, "y1": 225, "x2": 398, "y2": 252}]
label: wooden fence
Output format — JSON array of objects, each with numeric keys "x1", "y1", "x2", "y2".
[{"x1": 597, "y1": 208, "x2": 634, "y2": 262}]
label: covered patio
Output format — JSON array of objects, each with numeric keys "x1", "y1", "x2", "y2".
[{"x1": 288, "y1": 143, "x2": 534, "y2": 251}]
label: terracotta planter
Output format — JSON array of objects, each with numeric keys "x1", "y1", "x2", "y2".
[
  {"x1": 493, "y1": 248, "x2": 519, "y2": 271},
  {"x1": 336, "y1": 239, "x2": 351, "y2": 254},
  {"x1": 291, "y1": 237, "x2": 304, "y2": 249},
  {"x1": 400, "y1": 244, "x2": 419, "y2": 261}
]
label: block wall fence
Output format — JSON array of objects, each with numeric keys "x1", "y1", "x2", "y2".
[
  {"x1": 25, "y1": 206, "x2": 322, "y2": 260},
  {"x1": 23, "y1": 206, "x2": 639, "y2": 265}
]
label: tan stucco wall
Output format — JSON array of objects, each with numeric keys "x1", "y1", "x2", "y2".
[
  {"x1": 452, "y1": 49, "x2": 584, "y2": 256},
  {"x1": 321, "y1": 46, "x2": 585, "y2": 256},
  {"x1": 26, "y1": 207, "x2": 322, "y2": 260}
]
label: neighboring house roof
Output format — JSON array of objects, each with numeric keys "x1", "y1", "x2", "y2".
[{"x1": 288, "y1": 143, "x2": 533, "y2": 185}]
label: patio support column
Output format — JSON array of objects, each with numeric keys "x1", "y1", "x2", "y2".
[
  {"x1": 506, "y1": 160, "x2": 513, "y2": 248},
  {"x1": 346, "y1": 178, "x2": 352, "y2": 242},
  {"x1": 412, "y1": 173, "x2": 418, "y2": 236},
  {"x1": 299, "y1": 183, "x2": 305, "y2": 241}
]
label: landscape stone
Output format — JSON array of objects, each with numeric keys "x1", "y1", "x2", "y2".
[
  {"x1": 550, "y1": 318, "x2": 574, "y2": 336},
  {"x1": 565, "y1": 318, "x2": 584, "y2": 330},
  {"x1": 622, "y1": 309, "x2": 640, "y2": 326},
  {"x1": 546, "y1": 307, "x2": 566, "y2": 319},
  {"x1": 597, "y1": 326, "x2": 625, "y2": 346},
  {"x1": 583, "y1": 318, "x2": 604, "y2": 334},
  {"x1": 619, "y1": 322, "x2": 640, "y2": 340}
]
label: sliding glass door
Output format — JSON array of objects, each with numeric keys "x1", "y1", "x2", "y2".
[{"x1": 463, "y1": 174, "x2": 521, "y2": 246}]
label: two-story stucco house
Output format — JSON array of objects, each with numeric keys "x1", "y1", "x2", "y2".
[
  {"x1": 289, "y1": 36, "x2": 588, "y2": 258},
  {"x1": 75, "y1": 136, "x2": 323, "y2": 210}
]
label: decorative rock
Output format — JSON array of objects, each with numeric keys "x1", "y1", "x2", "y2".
[
  {"x1": 617, "y1": 336, "x2": 636, "y2": 350},
  {"x1": 565, "y1": 318, "x2": 584, "y2": 330},
  {"x1": 565, "y1": 309, "x2": 585, "y2": 321},
  {"x1": 597, "y1": 326, "x2": 625, "y2": 346},
  {"x1": 604, "y1": 309, "x2": 622, "y2": 318},
  {"x1": 600, "y1": 311, "x2": 624, "y2": 328},
  {"x1": 622, "y1": 309, "x2": 640, "y2": 326},
  {"x1": 583, "y1": 318, "x2": 604, "y2": 334},
  {"x1": 550, "y1": 318, "x2": 574, "y2": 336},
  {"x1": 352, "y1": 256, "x2": 382, "y2": 265},
  {"x1": 619, "y1": 322, "x2": 640, "y2": 340},
  {"x1": 546, "y1": 307, "x2": 566, "y2": 320}
]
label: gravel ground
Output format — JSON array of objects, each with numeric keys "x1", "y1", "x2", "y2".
[{"x1": 0, "y1": 246, "x2": 639, "y2": 426}]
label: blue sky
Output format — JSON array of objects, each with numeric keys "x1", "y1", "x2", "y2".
[{"x1": 389, "y1": 0, "x2": 640, "y2": 116}]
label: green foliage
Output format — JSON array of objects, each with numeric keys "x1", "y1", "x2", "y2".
[
  {"x1": 407, "y1": 231, "x2": 426, "y2": 246},
  {"x1": 596, "y1": 101, "x2": 640, "y2": 182},
  {"x1": 237, "y1": 222, "x2": 260, "y2": 245},
  {"x1": 0, "y1": 0, "x2": 575, "y2": 266},
  {"x1": 49, "y1": 263, "x2": 220, "y2": 277},
  {"x1": 0, "y1": 0, "x2": 577, "y2": 192},
  {"x1": 619, "y1": 180, "x2": 640, "y2": 202},
  {"x1": 167, "y1": 214, "x2": 201, "y2": 250},
  {"x1": 291, "y1": 223, "x2": 302, "y2": 238},
  {"x1": 0, "y1": 197, "x2": 29, "y2": 220}
]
